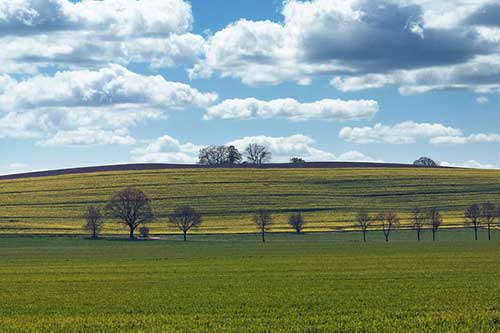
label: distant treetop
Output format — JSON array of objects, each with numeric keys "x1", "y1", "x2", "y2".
[
  {"x1": 413, "y1": 157, "x2": 438, "y2": 167},
  {"x1": 290, "y1": 157, "x2": 306, "y2": 164}
]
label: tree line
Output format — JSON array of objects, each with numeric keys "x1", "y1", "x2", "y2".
[{"x1": 83, "y1": 187, "x2": 500, "y2": 242}]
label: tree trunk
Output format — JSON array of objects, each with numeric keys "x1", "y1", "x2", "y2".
[
  {"x1": 417, "y1": 229, "x2": 420, "y2": 242},
  {"x1": 92, "y1": 229, "x2": 97, "y2": 239},
  {"x1": 363, "y1": 230, "x2": 366, "y2": 242},
  {"x1": 432, "y1": 229, "x2": 435, "y2": 241},
  {"x1": 261, "y1": 229, "x2": 265, "y2": 243},
  {"x1": 384, "y1": 232, "x2": 389, "y2": 242},
  {"x1": 474, "y1": 225, "x2": 478, "y2": 240},
  {"x1": 488, "y1": 224, "x2": 491, "y2": 240},
  {"x1": 129, "y1": 227, "x2": 134, "y2": 239},
  {"x1": 183, "y1": 231, "x2": 187, "y2": 241}
]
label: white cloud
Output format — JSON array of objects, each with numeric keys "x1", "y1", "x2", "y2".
[
  {"x1": 0, "y1": 0, "x2": 203, "y2": 72},
  {"x1": 430, "y1": 133, "x2": 500, "y2": 145},
  {"x1": 132, "y1": 134, "x2": 381, "y2": 164},
  {"x1": 205, "y1": 98, "x2": 378, "y2": 121},
  {"x1": 191, "y1": 0, "x2": 493, "y2": 89},
  {"x1": 339, "y1": 121, "x2": 462, "y2": 144},
  {"x1": 440, "y1": 160, "x2": 497, "y2": 169},
  {"x1": 0, "y1": 65, "x2": 217, "y2": 145},
  {"x1": 40, "y1": 128, "x2": 136, "y2": 146},
  {"x1": 331, "y1": 55, "x2": 500, "y2": 95},
  {"x1": 131, "y1": 135, "x2": 202, "y2": 164},
  {"x1": 476, "y1": 96, "x2": 489, "y2": 104}
]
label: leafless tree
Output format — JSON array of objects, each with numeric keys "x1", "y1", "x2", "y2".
[
  {"x1": 83, "y1": 205, "x2": 104, "y2": 239},
  {"x1": 429, "y1": 207, "x2": 442, "y2": 241},
  {"x1": 481, "y1": 202, "x2": 496, "y2": 240},
  {"x1": 288, "y1": 212, "x2": 305, "y2": 233},
  {"x1": 377, "y1": 210, "x2": 400, "y2": 242},
  {"x1": 356, "y1": 211, "x2": 372, "y2": 242},
  {"x1": 464, "y1": 203, "x2": 481, "y2": 240},
  {"x1": 245, "y1": 143, "x2": 271, "y2": 164},
  {"x1": 254, "y1": 209, "x2": 272, "y2": 242},
  {"x1": 411, "y1": 206, "x2": 426, "y2": 242},
  {"x1": 168, "y1": 206, "x2": 202, "y2": 241},
  {"x1": 105, "y1": 187, "x2": 154, "y2": 239}
]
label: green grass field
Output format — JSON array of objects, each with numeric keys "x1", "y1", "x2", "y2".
[
  {"x1": 1, "y1": 167, "x2": 500, "y2": 235},
  {"x1": 0, "y1": 231, "x2": 499, "y2": 332}
]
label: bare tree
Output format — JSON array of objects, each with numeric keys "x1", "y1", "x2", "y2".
[
  {"x1": 429, "y1": 207, "x2": 442, "y2": 241},
  {"x1": 481, "y1": 202, "x2": 496, "y2": 240},
  {"x1": 139, "y1": 226, "x2": 150, "y2": 238},
  {"x1": 377, "y1": 210, "x2": 400, "y2": 242},
  {"x1": 105, "y1": 187, "x2": 154, "y2": 239},
  {"x1": 245, "y1": 143, "x2": 271, "y2": 164},
  {"x1": 254, "y1": 209, "x2": 272, "y2": 242},
  {"x1": 83, "y1": 205, "x2": 104, "y2": 239},
  {"x1": 413, "y1": 157, "x2": 438, "y2": 167},
  {"x1": 411, "y1": 206, "x2": 426, "y2": 242},
  {"x1": 168, "y1": 206, "x2": 202, "y2": 241},
  {"x1": 464, "y1": 203, "x2": 481, "y2": 240},
  {"x1": 288, "y1": 212, "x2": 305, "y2": 233},
  {"x1": 356, "y1": 211, "x2": 371, "y2": 242}
]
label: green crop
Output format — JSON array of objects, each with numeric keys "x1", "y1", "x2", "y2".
[{"x1": 0, "y1": 232, "x2": 498, "y2": 332}]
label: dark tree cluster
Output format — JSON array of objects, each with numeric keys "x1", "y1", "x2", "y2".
[
  {"x1": 198, "y1": 143, "x2": 273, "y2": 165},
  {"x1": 413, "y1": 156, "x2": 439, "y2": 167}
]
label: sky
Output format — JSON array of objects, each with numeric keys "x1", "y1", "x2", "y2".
[{"x1": 1, "y1": 0, "x2": 500, "y2": 174}]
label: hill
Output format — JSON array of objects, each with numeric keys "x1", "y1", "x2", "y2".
[{"x1": 0, "y1": 164, "x2": 498, "y2": 235}]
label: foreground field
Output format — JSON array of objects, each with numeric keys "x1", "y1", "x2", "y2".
[
  {"x1": 0, "y1": 231, "x2": 499, "y2": 332},
  {"x1": 1, "y1": 167, "x2": 500, "y2": 235}
]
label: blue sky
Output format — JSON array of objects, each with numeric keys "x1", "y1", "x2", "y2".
[{"x1": 1, "y1": 0, "x2": 500, "y2": 174}]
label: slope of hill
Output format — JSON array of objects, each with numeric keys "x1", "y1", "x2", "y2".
[
  {"x1": 0, "y1": 164, "x2": 498, "y2": 236},
  {"x1": 0, "y1": 161, "x2": 424, "y2": 181}
]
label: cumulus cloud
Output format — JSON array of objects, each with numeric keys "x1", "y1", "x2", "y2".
[
  {"x1": 191, "y1": 0, "x2": 494, "y2": 88},
  {"x1": 40, "y1": 128, "x2": 136, "y2": 146},
  {"x1": 440, "y1": 160, "x2": 497, "y2": 169},
  {"x1": 430, "y1": 133, "x2": 500, "y2": 145},
  {"x1": 131, "y1": 135, "x2": 202, "y2": 164},
  {"x1": 132, "y1": 134, "x2": 381, "y2": 164},
  {"x1": 205, "y1": 98, "x2": 378, "y2": 121},
  {"x1": 331, "y1": 55, "x2": 500, "y2": 94},
  {"x1": 0, "y1": 0, "x2": 203, "y2": 72},
  {"x1": 339, "y1": 121, "x2": 462, "y2": 144},
  {"x1": 0, "y1": 65, "x2": 217, "y2": 145}
]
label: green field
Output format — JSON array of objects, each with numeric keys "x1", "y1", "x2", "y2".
[
  {"x1": 0, "y1": 231, "x2": 499, "y2": 332},
  {"x1": 1, "y1": 167, "x2": 500, "y2": 236}
]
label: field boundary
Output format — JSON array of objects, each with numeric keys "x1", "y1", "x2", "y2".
[{"x1": 0, "y1": 161, "x2": 445, "y2": 180}]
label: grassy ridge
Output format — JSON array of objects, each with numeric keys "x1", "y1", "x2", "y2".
[
  {"x1": 1, "y1": 167, "x2": 500, "y2": 235},
  {"x1": 0, "y1": 232, "x2": 499, "y2": 332}
]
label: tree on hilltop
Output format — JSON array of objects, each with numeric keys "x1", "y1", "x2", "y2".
[
  {"x1": 246, "y1": 143, "x2": 271, "y2": 164},
  {"x1": 413, "y1": 157, "x2": 438, "y2": 167}
]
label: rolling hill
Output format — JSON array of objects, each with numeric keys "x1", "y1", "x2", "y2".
[{"x1": 0, "y1": 163, "x2": 498, "y2": 236}]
